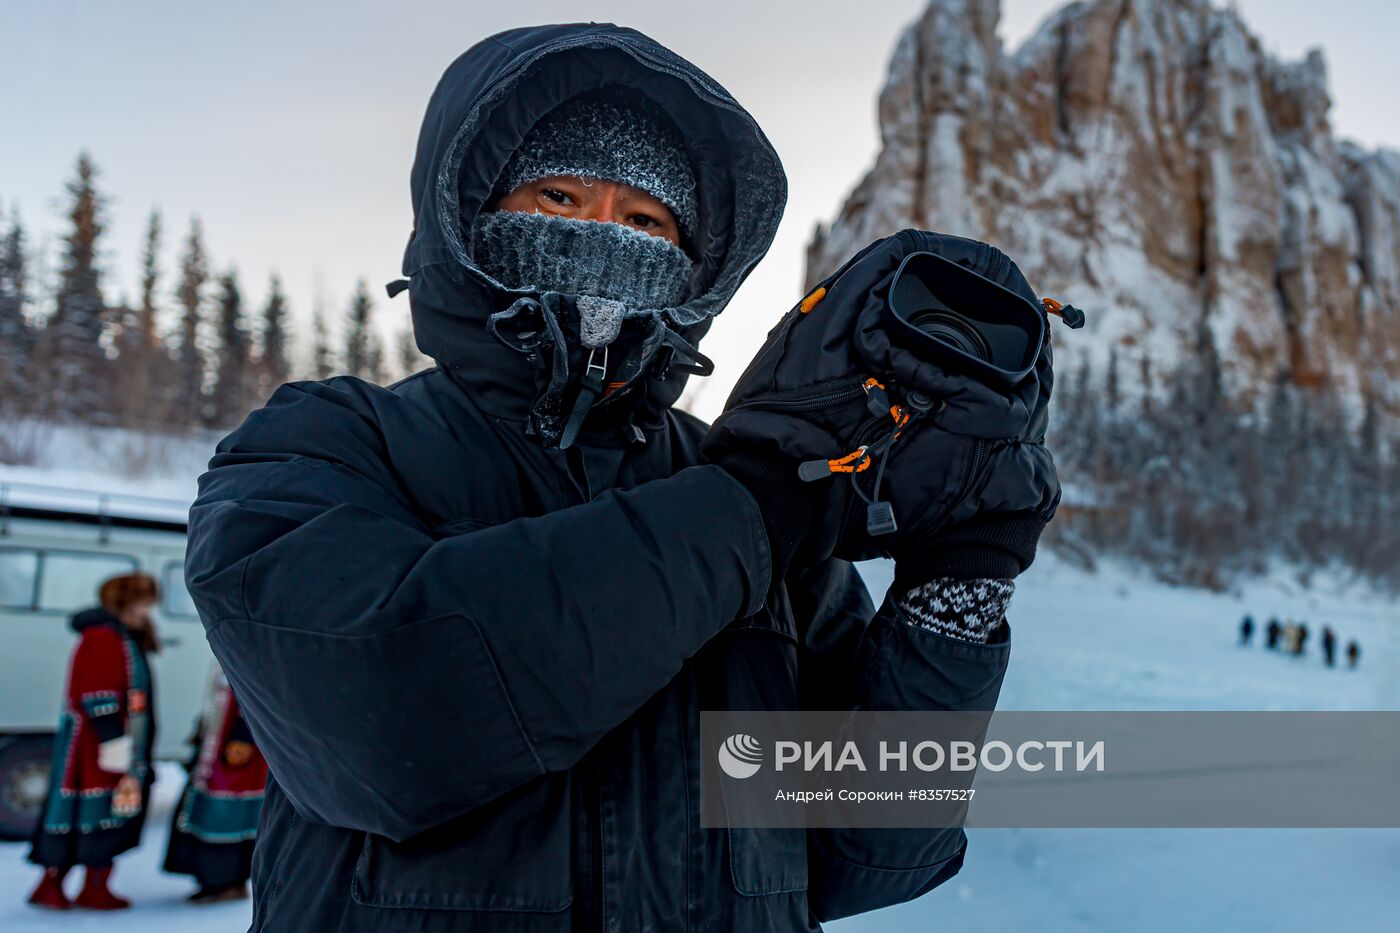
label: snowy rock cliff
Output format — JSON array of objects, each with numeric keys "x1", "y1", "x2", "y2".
[{"x1": 807, "y1": 0, "x2": 1400, "y2": 412}]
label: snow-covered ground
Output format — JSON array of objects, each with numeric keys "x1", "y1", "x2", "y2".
[
  {"x1": 0, "y1": 764, "x2": 253, "y2": 930},
  {"x1": 830, "y1": 555, "x2": 1400, "y2": 933},
  {"x1": 0, "y1": 421, "x2": 213, "y2": 506},
  {"x1": 2, "y1": 442, "x2": 1396, "y2": 929}
]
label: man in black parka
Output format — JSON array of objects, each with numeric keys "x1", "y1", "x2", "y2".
[{"x1": 185, "y1": 22, "x2": 1041, "y2": 932}]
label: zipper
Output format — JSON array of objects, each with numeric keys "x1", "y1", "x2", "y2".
[
  {"x1": 955, "y1": 439, "x2": 990, "y2": 504},
  {"x1": 895, "y1": 229, "x2": 927, "y2": 254},
  {"x1": 983, "y1": 244, "x2": 1007, "y2": 283},
  {"x1": 848, "y1": 415, "x2": 889, "y2": 454},
  {"x1": 728, "y1": 378, "x2": 866, "y2": 415},
  {"x1": 761, "y1": 384, "x2": 865, "y2": 412}
]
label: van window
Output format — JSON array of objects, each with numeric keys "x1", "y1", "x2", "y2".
[
  {"x1": 162, "y1": 562, "x2": 199, "y2": 619},
  {"x1": 37, "y1": 552, "x2": 140, "y2": 613},
  {"x1": 0, "y1": 549, "x2": 40, "y2": 609}
]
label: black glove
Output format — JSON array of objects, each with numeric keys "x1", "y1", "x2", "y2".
[
  {"x1": 893, "y1": 511, "x2": 1047, "y2": 591},
  {"x1": 716, "y1": 450, "x2": 825, "y2": 580}
]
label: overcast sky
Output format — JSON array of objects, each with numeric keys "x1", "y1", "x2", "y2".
[{"x1": 2, "y1": 0, "x2": 1396, "y2": 418}]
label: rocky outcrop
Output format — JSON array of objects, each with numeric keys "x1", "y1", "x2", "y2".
[{"x1": 808, "y1": 0, "x2": 1400, "y2": 412}]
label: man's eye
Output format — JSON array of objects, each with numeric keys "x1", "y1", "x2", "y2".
[
  {"x1": 630, "y1": 214, "x2": 659, "y2": 228},
  {"x1": 541, "y1": 188, "x2": 573, "y2": 205}
]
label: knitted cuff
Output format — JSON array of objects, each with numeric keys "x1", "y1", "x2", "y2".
[
  {"x1": 895, "y1": 512, "x2": 1047, "y2": 589},
  {"x1": 897, "y1": 578, "x2": 1015, "y2": 643},
  {"x1": 717, "y1": 450, "x2": 818, "y2": 577}
]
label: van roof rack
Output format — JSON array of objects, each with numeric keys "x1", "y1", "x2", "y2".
[{"x1": 0, "y1": 481, "x2": 190, "y2": 537}]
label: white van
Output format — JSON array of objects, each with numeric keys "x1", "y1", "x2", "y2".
[{"x1": 0, "y1": 482, "x2": 215, "y2": 840}]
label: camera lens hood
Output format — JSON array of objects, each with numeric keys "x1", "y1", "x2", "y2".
[{"x1": 884, "y1": 250, "x2": 1046, "y2": 387}]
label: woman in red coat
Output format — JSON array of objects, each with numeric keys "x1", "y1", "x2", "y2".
[
  {"x1": 163, "y1": 663, "x2": 268, "y2": 903},
  {"x1": 26, "y1": 572, "x2": 160, "y2": 912}
]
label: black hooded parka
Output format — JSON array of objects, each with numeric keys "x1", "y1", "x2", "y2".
[{"x1": 184, "y1": 22, "x2": 1009, "y2": 932}]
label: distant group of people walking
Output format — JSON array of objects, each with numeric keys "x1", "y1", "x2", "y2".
[
  {"x1": 1238, "y1": 614, "x2": 1361, "y2": 668},
  {"x1": 25, "y1": 572, "x2": 266, "y2": 912}
]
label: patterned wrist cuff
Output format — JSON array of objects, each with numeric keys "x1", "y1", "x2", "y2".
[{"x1": 896, "y1": 577, "x2": 1015, "y2": 643}]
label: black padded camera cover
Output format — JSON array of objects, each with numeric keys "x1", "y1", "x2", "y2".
[{"x1": 703, "y1": 229, "x2": 1061, "y2": 561}]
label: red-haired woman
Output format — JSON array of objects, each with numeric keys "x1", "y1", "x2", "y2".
[{"x1": 26, "y1": 572, "x2": 160, "y2": 911}]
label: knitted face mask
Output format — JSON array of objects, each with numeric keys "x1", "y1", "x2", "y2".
[{"x1": 471, "y1": 209, "x2": 694, "y2": 313}]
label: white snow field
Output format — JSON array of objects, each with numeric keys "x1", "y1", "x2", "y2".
[
  {"x1": 830, "y1": 556, "x2": 1400, "y2": 933},
  {"x1": 0, "y1": 421, "x2": 213, "y2": 505},
  {"x1": 2, "y1": 435, "x2": 1396, "y2": 929}
]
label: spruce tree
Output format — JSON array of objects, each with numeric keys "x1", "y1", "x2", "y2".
[
  {"x1": 48, "y1": 152, "x2": 109, "y2": 421},
  {"x1": 0, "y1": 204, "x2": 31, "y2": 408},
  {"x1": 257, "y1": 273, "x2": 290, "y2": 397},
  {"x1": 115, "y1": 209, "x2": 164, "y2": 426},
  {"x1": 395, "y1": 325, "x2": 427, "y2": 379},
  {"x1": 367, "y1": 337, "x2": 385, "y2": 385},
  {"x1": 311, "y1": 302, "x2": 334, "y2": 380},
  {"x1": 343, "y1": 279, "x2": 384, "y2": 383},
  {"x1": 1105, "y1": 345, "x2": 1121, "y2": 412},
  {"x1": 174, "y1": 217, "x2": 210, "y2": 428},
  {"x1": 136, "y1": 209, "x2": 162, "y2": 361},
  {"x1": 211, "y1": 269, "x2": 251, "y2": 427}
]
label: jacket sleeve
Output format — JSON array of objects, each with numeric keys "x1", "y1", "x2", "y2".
[
  {"x1": 70, "y1": 627, "x2": 129, "y2": 745},
  {"x1": 796, "y1": 564, "x2": 1009, "y2": 922},
  {"x1": 186, "y1": 380, "x2": 772, "y2": 842}
]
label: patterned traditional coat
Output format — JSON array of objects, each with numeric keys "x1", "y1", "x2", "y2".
[
  {"x1": 28, "y1": 607, "x2": 155, "y2": 869},
  {"x1": 163, "y1": 661, "x2": 267, "y2": 862}
]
